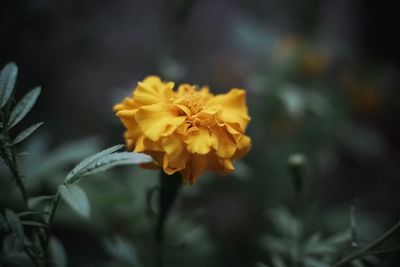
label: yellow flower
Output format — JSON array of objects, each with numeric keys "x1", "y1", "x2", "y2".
[{"x1": 114, "y1": 76, "x2": 251, "y2": 184}]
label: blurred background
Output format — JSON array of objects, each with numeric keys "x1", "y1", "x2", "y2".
[{"x1": 1, "y1": 0, "x2": 400, "y2": 266}]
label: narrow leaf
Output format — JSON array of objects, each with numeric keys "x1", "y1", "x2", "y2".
[
  {"x1": 0, "y1": 62, "x2": 18, "y2": 108},
  {"x1": 5, "y1": 210, "x2": 24, "y2": 241},
  {"x1": 28, "y1": 195, "x2": 55, "y2": 209},
  {"x1": 21, "y1": 221, "x2": 48, "y2": 229},
  {"x1": 17, "y1": 211, "x2": 49, "y2": 218},
  {"x1": 49, "y1": 236, "x2": 67, "y2": 267},
  {"x1": 8, "y1": 87, "x2": 41, "y2": 128},
  {"x1": 79, "y1": 152, "x2": 153, "y2": 177},
  {"x1": 65, "y1": 144, "x2": 124, "y2": 182},
  {"x1": 59, "y1": 184, "x2": 90, "y2": 219},
  {"x1": 12, "y1": 122, "x2": 43, "y2": 145}
]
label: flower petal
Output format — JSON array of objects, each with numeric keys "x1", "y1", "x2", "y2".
[
  {"x1": 211, "y1": 126, "x2": 237, "y2": 158},
  {"x1": 206, "y1": 89, "x2": 250, "y2": 131},
  {"x1": 232, "y1": 134, "x2": 251, "y2": 160},
  {"x1": 162, "y1": 135, "x2": 189, "y2": 174},
  {"x1": 181, "y1": 153, "x2": 233, "y2": 184},
  {"x1": 113, "y1": 97, "x2": 138, "y2": 112},
  {"x1": 133, "y1": 76, "x2": 174, "y2": 105},
  {"x1": 186, "y1": 127, "x2": 216, "y2": 155},
  {"x1": 135, "y1": 103, "x2": 186, "y2": 141}
]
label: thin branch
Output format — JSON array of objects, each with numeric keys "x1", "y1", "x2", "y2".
[{"x1": 333, "y1": 220, "x2": 400, "y2": 267}]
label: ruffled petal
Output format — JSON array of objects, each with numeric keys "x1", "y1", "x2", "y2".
[
  {"x1": 162, "y1": 135, "x2": 190, "y2": 174},
  {"x1": 186, "y1": 127, "x2": 216, "y2": 155},
  {"x1": 211, "y1": 126, "x2": 237, "y2": 158},
  {"x1": 133, "y1": 76, "x2": 174, "y2": 105},
  {"x1": 181, "y1": 153, "x2": 233, "y2": 184},
  {"x1": 206, "y1": 89, "x2": 250, "y2": 131},
  {"x1": 232, "y1": 134, "x2": 251, "y2": 160},
  {"x1": 135, "y1": 103, "x2": 186, "y2": 141},
  {"x1": 113, "y1": 97, "x2": 138, "y2": 112}
]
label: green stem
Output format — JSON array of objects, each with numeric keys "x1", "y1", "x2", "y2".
[
  {"x1": 1, "y1": 111, "x2": 29, "y2": 208},
  {"x1": 47, "y1": 192, "x2": 61, "y2": 227},
  {"x1": 156, "y1": 171, "x2": 182, "y2": 267},
  {"x1": 333, "y1": 220, "x2": 400, "y2": 267}
]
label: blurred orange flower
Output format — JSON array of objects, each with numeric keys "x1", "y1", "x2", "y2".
[{"x1": 114, "y1": 76, "x2": 251, "y2": 184}]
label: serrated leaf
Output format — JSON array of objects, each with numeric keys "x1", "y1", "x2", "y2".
[
  {"x1": 0, "y1": 62, "x2": 18, "y2": 108},
  {"x1": 59, "y1": 184, "x2": 90, "y2": 219},
  {"x1": 49, "y1": 236, "x2": 67, "y2": 267},
  {"x1": 8, "y1": 87, "x2": 41, "y2": 128},
  {"x1": 65, "y1": 144, "x2": 124, "y2": 182},
  {"x1": 12, "y1": 122, "x2": 43, "y2": 145},
  {"x1": 79, "y1": 152, "x2": 153, "y2": 178}
]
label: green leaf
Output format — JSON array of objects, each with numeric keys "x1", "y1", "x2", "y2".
[
  {"x1": 302, "y1": 257, "x2": 330, "y2": 267},
  {"x1": 0, "y1": 62, "x2": 18, "y2": 108},
  {"x1": 325, "y1": 230, "x2": 351, "y2": 245},
  {"x1": 59, "y1": 184, "x2": 90, "y2": 219},
  {"x1": 350, "y1": 259, "x2": 365, "y2": 267},
  {"x1": 28, "y1": 195, "x2": 54, "y2": 209},
  {"x1": 65, "y1": 144, "x2": 124, "y2": 182},
  {"x1": 79, "y1": 152, "x2": 153, "y2": 178},
  {"x1": 12, "y1": 122, "x2": 43, "y2": 145},
  {"x1": 8, "y1": 87, "x2": 41, "y2": 128},
  {"x1": 271, "y1": 254, "x2": 287, "y2": 267},
  {"x1": 21, "y1": 221, "x2": 48, "y2": 229},
  {"x1": 5, "y1": 209, "x2": 24, "y2": 240},
  {"x1": 17, "y1": 211, "x2": 49, "y2": 218},
  {"x1": 49, "y1": 236, "x2": 67, "y2": 267}
]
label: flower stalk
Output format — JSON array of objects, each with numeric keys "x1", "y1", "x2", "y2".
[
  {"x1": 0, "y1": 110, "x2": 29, "y2": 209},
  {"x1": 156, "y1": 171, "x2": 182, "y2": 267}
]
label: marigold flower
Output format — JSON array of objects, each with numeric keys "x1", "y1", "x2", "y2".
[{"x1": 114, "y1": 76, "x2": 251, "y2": 184}]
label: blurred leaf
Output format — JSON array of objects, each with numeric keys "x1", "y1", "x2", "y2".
[
  {"x1": 303, "y1": 242, "x2": 337, "y2": 256},
  {"x1": 0, "y1": 62, "x2": 18, "y2": 108},
  {"x1": 59, "y1": 184, "x2": 90, "y2": 219},
  {"x1": 271, "y1": 254, "x2": 287, "y2": 267},
  {"x1": 49, "y1": 236, "x2": 67, "y2": 267},
  {"x1": 363, "y1": 255, "x2": 380, "y2": 266},
  {"x1": 20, "y1": 221, "x2": 48, "y2": 229},
  {"x1": 269, "y1": 208, "x2": 301, "y2": 238},
  {"x1": 28, "y1": 195, "x2": 54, "y2": 209},
  {"x1": 261, "y1": 235, "x2": 287, "y2": 253},
  {"x1": 8, "y1": 87, "x2": 41, "y2": 128},
  {"x1": 325, "y1": 230, "x2": 351, "y2": 245},
  {"x1": 12, "y1": 122, "x2": 43, "y2": 145},
  {"x1": 103, "y1": 236, "x2": 138, "y2": 265},
  {"x1": 302, "y1": 257, "x2": 330, "y2": 267},
  {"x1": 65, "y1": 144, "x2": 124, "y2": 182},
  {"x1": 256, "y1": 262, "x2": 270, "y2": 267},
  {"x1": 78, "y1": 152, "x2": 153, "y2": 178},
  {"x1": 2, "y1": 234, "x2": 21, "y2": 254},
  {"x1": 5, "y1": 210, "x2": 24, "y2": 241},
  {"x1": 350, "y1": 259, "x2": 365, "y2": 267},
  {"x1": 28, "y1": 137, "x2": 101, "y2": 181}
]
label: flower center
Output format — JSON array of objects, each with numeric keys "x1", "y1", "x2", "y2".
[{"x1": 182, "y1": 91, "x2": 204, "y2": 114}]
